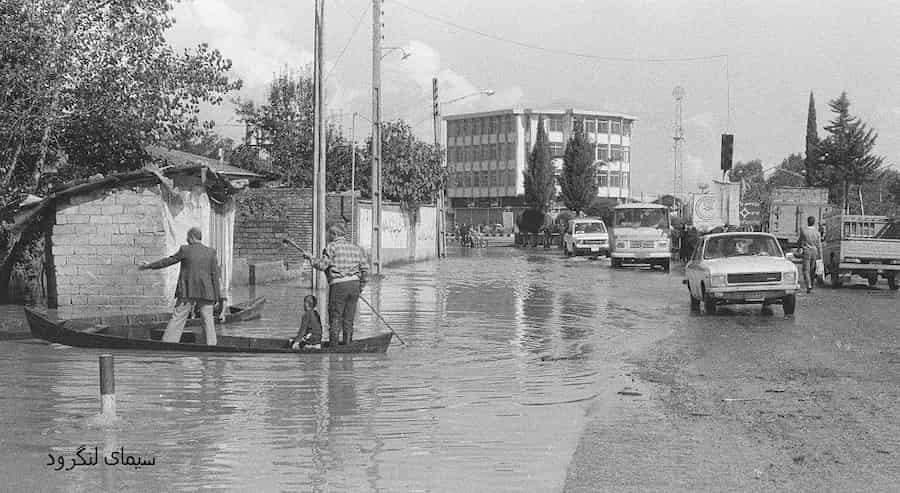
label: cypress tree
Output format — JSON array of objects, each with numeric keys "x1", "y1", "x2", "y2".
[
  {"x1": 559, "y1": 119, "x2": 596, "y2": 215},
  {"x1": 804, "y1": 91, "x2": 820, "y2": 186},
  {"x1": 523, "y1": 118, "x2": 556, "y2": 212}
]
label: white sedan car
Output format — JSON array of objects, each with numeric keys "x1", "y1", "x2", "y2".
[{"x1": 684, "y1": 232, "x2": 800, "y2": 315}]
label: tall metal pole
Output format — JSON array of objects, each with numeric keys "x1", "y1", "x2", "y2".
[
  {"x1": 312, "y1": 0, "x2": 327, "y2": 290},
  {"x1": 351, "y1": 112, "x2": 356, "y2": 204},
  {"x1": 432, "y1": 77, "x2": 446, "y2": 258},
  {"x1": 371, "y1": 0, "x2": 382, "y2": 274}
]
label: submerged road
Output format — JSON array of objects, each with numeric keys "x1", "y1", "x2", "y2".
[{"x1": 1, "y1": 246, "x2": 898, "y2": 491}]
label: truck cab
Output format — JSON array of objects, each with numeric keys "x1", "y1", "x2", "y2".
[{"x1": 610, "y1": 203, "x2": 672, "y2": 272}]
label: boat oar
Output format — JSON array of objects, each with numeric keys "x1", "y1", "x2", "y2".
[
  {"x1": 281, "y1": 237, "x2": 407, "y2": 345},
  {"x1": 358, "y1": 294, "x2": 406, "y2": 345}
]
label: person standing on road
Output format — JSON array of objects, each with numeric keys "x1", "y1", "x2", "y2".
[
  {"x1": 303, "y1": 223, "x2": 369, "y2": 345},
  {"x1": 799, "y1": 216, "x2": 823, "y2": 294},
  {"x1": 138, "y1": 227, "x2": 223, "y2": 345}
]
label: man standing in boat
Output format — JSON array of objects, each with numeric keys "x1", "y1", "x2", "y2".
[
  {"x1": 302, "y1": 223, "x2": 369, "y2": 345},
  {"x1": 138, "y1": 227, "x2": 223, "y2": 345}
]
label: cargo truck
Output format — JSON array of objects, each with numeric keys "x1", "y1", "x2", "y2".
[
  {"x1": 765, "y1": 187, "x2": 832, "y2": 248},
  {"x1": 822, "y1": 214, "x2": 900, "y2": 289}
]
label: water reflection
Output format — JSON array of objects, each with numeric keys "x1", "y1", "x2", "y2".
[{"x1": 1, "y1": 248, "x2": 689, "y2": 492}]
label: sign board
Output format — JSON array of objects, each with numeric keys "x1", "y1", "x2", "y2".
[
  {"x1": 740, "y1": 201, "x2": 761, "y2": 225},
  {"x1": 691, "y1": 194, "x2": 720, "y2": 231}
]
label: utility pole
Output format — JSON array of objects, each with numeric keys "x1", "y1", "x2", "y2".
[
  {"x1": 311, "y1": 0, "x2": 327, "y2": 290},
  {"x1": 371, "y1": 0, "x2": 382, "y2": 275},
  {"x1": 672, "y1": 86, "x2": 685, "y2": 204},
  {"x1": 432, "y1": 77, "x2": 446, "y2": 258}
]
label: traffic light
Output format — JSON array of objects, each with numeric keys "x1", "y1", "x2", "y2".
[
  {"x1": 721, "y1": 134, "x2": 734, "y2": 172},
  {"x1": 432, "y1": 78, "x2": 439, "y2": 117}
]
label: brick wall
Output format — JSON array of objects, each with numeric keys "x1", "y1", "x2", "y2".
[
  {"x1": 235, "y1": 188, "x2": 312, "y2": 267},
  {"x1": 52, "y1": 187, "x2": 171, "y2": 317},
  {"x1": 234, "y1": 188, "x2": 357, "y2": 267}
]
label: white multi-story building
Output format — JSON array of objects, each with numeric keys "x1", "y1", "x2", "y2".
[{"x1": 444, "y1": 108, "x2": 637, "y2": 211}]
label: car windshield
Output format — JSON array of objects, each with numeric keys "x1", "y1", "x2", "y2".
[
  {"x1": 703, "y1": 236, "x2": 783, "y2": 259},
  {"x1": 876, "y1": 221, "x2": 900, "y2": 239},
  {"x1": 614, "y1": 209, "x2": 669, "y2": 229},
  {"x1": 574, "y1": 221, "x2": 605, "y2": 234}
]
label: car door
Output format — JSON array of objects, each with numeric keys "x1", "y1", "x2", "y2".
[{"x1": 686, "y1": 239, "x2": 705, "y2": 297}]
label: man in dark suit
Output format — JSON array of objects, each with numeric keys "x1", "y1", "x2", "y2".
[{"x1": 138, "y1": 227, "x2": 223, "y2": 345}]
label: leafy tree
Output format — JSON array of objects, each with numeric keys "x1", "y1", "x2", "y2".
[
  {"x1": 234, "y1": 69, "x2": 361, "y2": 192},
  {"x1": 368, "y1": 120, "x2": 444, "y2": 209},
  {"x1": 1, "y1": 0, "x2": 241, "y2": 300},
  {"x1": 522, "y1": 118, "x2": 555, "y2": 211},
  {"x1": 558, "y1": 120, "x2": 595, "y2": 214},
  {"x1": 819, "y1": 92, "x2": 885, "y2": 213},
  {"x1": 234, "y1": 68, "x2": 315, "y2": 186},
  {"x1": 728, "y1": 159, "x2": 765, "y2": 202}
]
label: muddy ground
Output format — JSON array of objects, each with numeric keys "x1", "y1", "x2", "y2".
[{"x1": 565, "y1": 282, "x2": 900, "y2": 492}]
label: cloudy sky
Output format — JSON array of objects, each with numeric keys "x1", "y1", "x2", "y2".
[{"x1": 166, "y1": 0, "x2": 900, "y2": 194}]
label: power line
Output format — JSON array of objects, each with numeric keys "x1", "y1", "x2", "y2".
[
  {"x1": 392, "y1": 0, "x2": 728, "y2": 63},
  {"x1": 325, "y1": 2, "x2": 371, "y2": 82}
]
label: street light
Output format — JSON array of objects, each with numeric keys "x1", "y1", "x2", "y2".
[
  {"x1": 443, "y1": 89, "x2": 495, "y2": 106},
  {"x1": 382, "y1": 46, "x2": 411, "y2": 60},
  {"x1": 433, "y1": 86, "x2": 495, "y2": 257}
]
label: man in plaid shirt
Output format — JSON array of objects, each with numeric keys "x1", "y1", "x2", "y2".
[{"x1": 303, "y1": 223, "x2": 370, "y2": 345}]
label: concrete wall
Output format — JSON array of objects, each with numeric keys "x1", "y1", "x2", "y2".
[
  {"x1": 356, "y1": 200, "x2": 438, "y2": 266},
  {"x1": 52, "y1": 187, "x2": 171, "y2": 317}
]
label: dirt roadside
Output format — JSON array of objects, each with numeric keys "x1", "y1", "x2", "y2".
[{"x1": 564, "y1": 288, "x2": 900, "y2": 492}]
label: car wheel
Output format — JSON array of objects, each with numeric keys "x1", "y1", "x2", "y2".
[
  {"x1": 688, "y1": 284, "x2": 701, "y2": 312},
  {"x1": 702, "y1": 285, "x2": 717, "y2": 315},
  {"x1": 888, "y1": 274, "x2": 899, "y2": 291},
  {"x1": 830, "y1": 271, "x2": 843, "y2": 288},
  {"x1": 661, "y1": 260, "x2": 670, "y2": 273},
  {"x1": 782, "y1": 294, "x2": 796, "y2": 315},
  {"x1": 867, "y1": 274, "x2": 878, "y2": 287},
  {"x1": 611, "y1": 258, "x2": 621, "y2": 269}
]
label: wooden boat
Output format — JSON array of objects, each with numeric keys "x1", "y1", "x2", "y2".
[
  {"x1": 24, "y1": 307, "x2": 392, "y2": 354},
  {"x1": 208, "y1": 297, "x2": 267, "y2": 324}
]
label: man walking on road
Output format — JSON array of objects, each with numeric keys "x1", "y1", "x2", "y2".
[
  {"x1": 139, "y1": 227, "x2": 223, "y2": 345},
  {"x1": 799, "y1": 216, "x2": 823, "y2": 294},
  {"x1": 303, "y1": 223, "x2": 369, "y2": 345}
]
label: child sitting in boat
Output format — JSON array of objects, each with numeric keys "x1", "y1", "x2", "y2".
[{"x1": 290, "y1": 295, "x2": 323, "y2": 350}]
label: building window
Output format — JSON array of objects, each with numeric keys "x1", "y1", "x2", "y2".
[
  {"x1": 611, "y1": 120, "x2": 622, "y2": 135},
  {"x1": 598, "y1": 120, "x2": 609, "y2": 134},
  {"x1": 489, "y1": 145, "x2": 496, "y2": 160},
  {"x1": 623, "y1": 148, "x2": 630, "y2": 162},
  {"x1": 610, "y1": 145, "x2": 623, "y2": 161},
  {"x1": 549, "y1": 143, "x2": 564, "y2": 157},
  {"x1": 621, "y1": 172, "x2": 629, "y2": 190},
  {"x1": 585, "y1": 120, "x2": 597, "y2": 134},
  {"x1": 610, "y1": 171, "x2": 620, "y2": 187},
  {"x1": 596, "y1": 147, "x2": 608, "y2": 161},
  {"x1": 548, "y1": 118, "x2": 563, "y2": 132},
  {"x1": 598, "y1": 172, "x2": 609, "y2": 187},
  {"x1": 623, "y1": 121, "x2": 631, "y2": 137},
  {"x1": 505, "y1": 116, "x2": 513, "y2": 133}
]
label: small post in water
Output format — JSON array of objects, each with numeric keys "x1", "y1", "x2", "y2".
[{"x1": 99, "y1": 354, "x2": 116, "y2": 418}]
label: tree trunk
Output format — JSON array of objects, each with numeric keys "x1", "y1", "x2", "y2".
[
  {"x1": 858, "y1": 184, "x2": 865, "y2": 215},
  {"x1": 1, "y1": 142, "x2": 23, "y2": 190}
]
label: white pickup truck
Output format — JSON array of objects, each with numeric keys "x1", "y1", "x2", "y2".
[{"x1": 822, "y1": 215, "x2": 900, "y2": 289}]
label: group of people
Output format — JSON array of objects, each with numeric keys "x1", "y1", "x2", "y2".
[{"x1": 138, "y1": 223, "x2": 369, "y2": 349}]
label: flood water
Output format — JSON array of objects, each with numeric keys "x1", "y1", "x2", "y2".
[{"x1": 0, "y1": 247, "x2": 688, "y2": 492}]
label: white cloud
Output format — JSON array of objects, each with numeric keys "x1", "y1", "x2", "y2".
[
  {"x1": 169, "y1": 0, "x2": 313, "y2": 91},
  {"x1": 686, "y1": 112, "x2": 716, "y2": 134}
]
